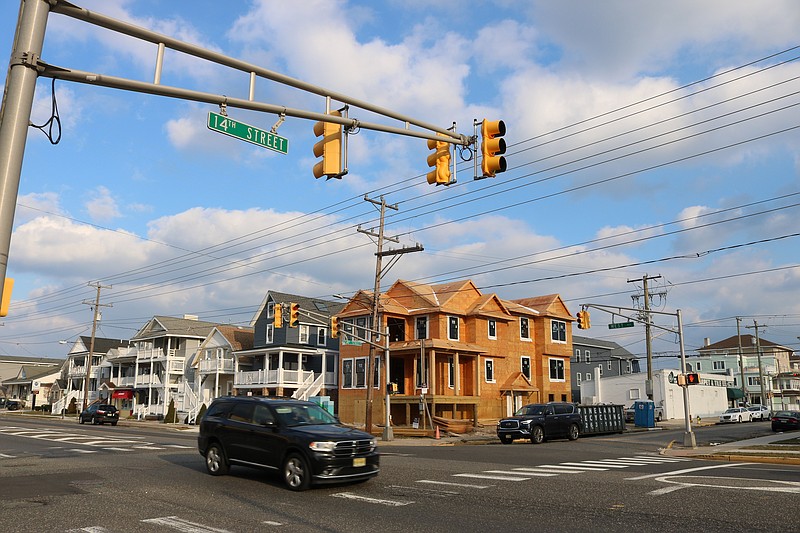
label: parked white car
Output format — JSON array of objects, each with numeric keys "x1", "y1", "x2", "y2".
[
  {"x1": 747, "y1": 405, "x2": 771, "y2": 421},
  {"x1": 718, "y1": 407, "x2": 752, "y2": 423}
]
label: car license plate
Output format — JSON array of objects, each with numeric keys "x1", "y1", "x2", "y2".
[{"x1": 353, "y1": 457, "x2": 366, "y2": 467}]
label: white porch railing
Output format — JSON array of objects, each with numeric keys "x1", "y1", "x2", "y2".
[
  {"x1": 324, "y1": 371, "x2": 337, "y2": 387},
  {"x1": 199, "y1": 358, "x2": 235, "y2": 373},
  {"x1": 234, "y1": 369, "x2": 314, "y2": 387},
  {"x1": 68, "y1": 366, "x2": 87, "y2": 377},
  {"x1": 114, "y1": 375, "x2": 136, "y2": 387},
  {"x1": 167, "y1": 358, "x2": 186, "y2": 373},
  {"x1": 137, "y1": 348, "x2": 177, "y2": 361},
  {"x1": 135, "y1": 374, "x2": 162, "y2": 387}
]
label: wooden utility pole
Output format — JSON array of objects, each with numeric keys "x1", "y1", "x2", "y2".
[
  {"x1": 628, "y1": 274, "x2": 661, "y2": 400},
  {"x1": 357, "y1": 195, "x2": 422, "y2": 436},
  {"x1": 81, "y1": 281, "x2": 112, "y2": 411},
  {"x1": 746, "y1": 321, "x2": 769, "y2": 409}
]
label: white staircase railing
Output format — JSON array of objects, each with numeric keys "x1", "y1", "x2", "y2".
[
  {"x1": 292, "y1": 373, "x2": 324, "y2": 402},
  {"x1": 174, "y1": 380, "x2": 201, "y2": 424}
]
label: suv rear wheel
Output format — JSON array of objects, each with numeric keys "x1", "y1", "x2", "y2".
[
  {"x1": 283, "y1": 453, "x2": 311, "y2": 491},
  {"x1": 530, "y1": 425, "x2": 544, "y2": 444},
  {"x1": 567, "y1": 423, "x2": 580, "y2": 441},
  {"x1": 205, "y1": 442, "x2": 229, "y2": 476}
]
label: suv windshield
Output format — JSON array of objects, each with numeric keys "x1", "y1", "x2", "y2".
[
  {"x1": 515, "y1": 404, "x2": 546, "y2": 416},
  {"x1": 274, "y1": 403, "x2": 337, "y2": 427}
]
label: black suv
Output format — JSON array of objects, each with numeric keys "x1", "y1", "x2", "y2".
[
  {"x1": 198, "y1": 396, "x2": 379, "y2": 491},
  {"x1": 496, "y1": 402, "x2": 582, "y2": 444},
  {"x1": 78, "y1": 403, "x2": 119, "y2": 425}
]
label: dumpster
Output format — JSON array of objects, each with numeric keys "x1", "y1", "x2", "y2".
[
  {"x1": 633, "y1": 399, "x2": 655, "y2": 428},
  {"x1": 577, "y1": 404, "x2": 625, "y2": 435}
]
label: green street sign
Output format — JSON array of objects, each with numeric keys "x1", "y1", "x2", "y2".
[
  {"x1": 608, "y1": 321, "x2": 635, "y2": 329},
  {"x1": 207, "y1": 111, "x2": 288, "y2": 154}
]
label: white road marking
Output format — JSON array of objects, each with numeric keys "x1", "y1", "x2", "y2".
[
  {"x1": 557, "y1": 462, "x2": 613, "y2": 470},
  {"x1": 513, "y1": 467, "x2": 584, "y2": 474},
  {"x1": 0, "y1": 453, "x2": 16, "y2": 458},
  {"x1": 627, "y1": 462, "x2": 754, "y2": 481},
  {"x1": 331, "y1": 492, "x2": 414, "y2": 506},
  {"x1": 453, "y1": 473, "x2": 530, "y2": 481},
  {"x1": 651, "y1": 475, "x2": 800, "y2": 494},
  {"x1": 103, "y1": 447, "x2": 133, "y2": 452},
  {"x1": 163, "y1": 444, "x2": 193, "y2": 449},
  {"x1": 415, "y1": 479, "x2": 491, "y2": 489},
  {"x1": 484, "y1": 469, "x2": 558, "y2": 477},
  {"x1": 539, "y1": 464, "x2": 608, "y2": 472},
  {"x1": 141, "y1": 515, "x2": 232, "y2": 532},
  {"x1": 563, "y1": 461, "x2": 631, "y2": 468},
  {"x1": 649, "y1": 485, "x2": 686, "y2": 495},
  {"x1": 133, "y1": 445, "x2": 165, "y2": 450},
  {"x1": 70, "y1": 449, "x2": 97, "y2": 454},
  {"x1": 386, "y1": 484, "x2": 459, "y2": 496},
  {"x1": 262, "y1": 521, "x2": 283, "y2": 526}
]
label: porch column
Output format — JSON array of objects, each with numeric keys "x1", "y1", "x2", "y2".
[
  {"x1": 429, "y1": 348, "x2": 436, "y2": 395},
  {"x1": 454, "y1": 352, "x2": 460, "y2": 394},
  {"x1": 476, "y1": 354, "x2": 481, "y2": 396}
]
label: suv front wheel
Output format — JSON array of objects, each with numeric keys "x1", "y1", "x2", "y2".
[
  {"x1": 530, "y1": 425, "x2": 544, "y2": 444},
  {"x1": 205, "y1": 442, "x2": 229, "y2": 476},
  {"x1": 283, "y1": 453, "x2": 311, "y2": 491}
]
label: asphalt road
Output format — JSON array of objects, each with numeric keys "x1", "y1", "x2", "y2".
[{"x1": 0, "y1": 416, "x2": 797, "y2": 532}]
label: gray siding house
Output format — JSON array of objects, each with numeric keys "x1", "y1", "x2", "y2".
[{"x1": 572, "y1": 335, "x2": 640, "y2": 403}]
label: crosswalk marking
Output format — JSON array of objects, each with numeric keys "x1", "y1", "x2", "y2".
[
  {"x1": 537, "y1": 464, "x2": 608, "y2": 471},
  {"x1": 332, "y1": 492, "x2": 414, "y2": 506},
  {"x1": 561, "y1": 461, "x2": 630, "y2": 469},
  {"x1": 513, "y1": 467, "x2": 584, "y2": 474},
  {"x1": 453, "y1": 473, "x2": 531, "y2": 481},
  {"x1": 0, "y1": 453, "x2": 16, "y2": 458},
  {"x1": 415, "y1": 479, "x2": 491, "y2": 489},
  {"x1": 141, "y1": 516, "x2": 232, "y2": 532},
  {"x1": 70, "y1": 449, "x2": 97, "y2": 454},
  {"x1": 484, "y1": 469, "x2": 558, "y2": 477}
]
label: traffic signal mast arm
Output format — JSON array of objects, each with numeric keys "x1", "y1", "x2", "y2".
[{"x1": 578, "y1": 303, "x2": 679, "y2": 335}]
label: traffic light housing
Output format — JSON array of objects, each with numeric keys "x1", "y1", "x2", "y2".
[
  {"x1": 480, "y1": 119, "x2": 507, "y2": 177},
  {"x1": 576, "y1": 310, "x2": 591, "y2": 329},
  {"x1": 273, "y1": 304, "x2": 283, "y2": 328},
  {"x1": 0, "y1": 278, "x2": 13, "y2": 317},
  {"x1": 313, "y1": 110, "x2": 342, "y2": 179},
  {"x1": 426, "y1": 135, "x2": 451, "y2": 185},
  {"x1": 330, "y1": 316, "x2": 339, "y2": 338},
  {"x1": 288, "y1": 302, "x2": 300, "y2": 328},
  {"x1": 685, "y1": 372, "x2": 700, "y2": 385}
]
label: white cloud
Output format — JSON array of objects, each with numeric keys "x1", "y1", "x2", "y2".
[{"x1": 85, "y1": 186, "x2": 121, "y2": 222}]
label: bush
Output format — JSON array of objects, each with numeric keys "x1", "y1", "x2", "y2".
[
  {"x1": 67, "y1": 397, "x2": 77, "y2": 415},
  {"x1": 195, "y1": 403, "x2": 207, "y2": 424},
  {"x1": 164, "y1": 398, "x2": 177, "y2": 424}
]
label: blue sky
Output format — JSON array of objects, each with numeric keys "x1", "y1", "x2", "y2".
[{"x1": 1, "y1": 0, "x2": 800, "y2": 368}]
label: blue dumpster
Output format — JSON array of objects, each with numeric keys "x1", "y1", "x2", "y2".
[{"x1": 633, "y1": 400, "x2": 655, "y2": 428}]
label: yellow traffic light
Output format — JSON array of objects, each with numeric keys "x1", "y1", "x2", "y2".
[
  {"x1": 273, "y1": 304, "x2": 283, "y2": 328},
  {"x1": 312, "y1": 110, "x2": 342, "y2": 179},
  {"x1": 426, "y1": 135, "x2": 451, "y2": 185},
  {"x1": 481, "y1": 119, "x2": 507, "y2": 177},
  {"x1": 576, "y1": 310, "x2": 591, "y2": 329},
  {"x1": 330, "y1": 316, "x2": 339, "y2": 338},
  {"x1": 289, "y1": 302, "x2": 300, "y2": 328},
  {"x1": 0, "y1": 278, "x2": 13, "y2": 317}
]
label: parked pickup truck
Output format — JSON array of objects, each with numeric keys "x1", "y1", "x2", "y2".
[{"x1": 625, "y1": 404, "x2": 663, "y2": 423}]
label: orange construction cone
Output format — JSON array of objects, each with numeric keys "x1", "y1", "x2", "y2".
[{"x1": 435, "y1": 425, "x2": 440, "y2": 440}]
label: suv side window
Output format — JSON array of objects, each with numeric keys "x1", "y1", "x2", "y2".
[
  {"x1": 253, "y1": 404, "x2": 275, "y2": 426},
  {"x1": 544, "y1": 406, "x2": 555, "y2": 416},
  {"x1": 206, "y1": 401, "x2": 231, "y2": 418},
  {"x1": 229, "y1": 402, "x2": 255, "y2": 423},
  {"x1": 554, "y1": 404, "x2": 568, "y2": 415}
]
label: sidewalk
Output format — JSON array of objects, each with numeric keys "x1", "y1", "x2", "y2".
[{"x1": 662, "y1": 431, "x2": 800, "y2": 465}]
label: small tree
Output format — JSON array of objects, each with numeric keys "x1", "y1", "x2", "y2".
[
  {"x1": 67, "y1": 397, "x2": 77, "y2": 415},
  {"x1": 164, "y1": 398, "x2": 177, "y2": 424}
]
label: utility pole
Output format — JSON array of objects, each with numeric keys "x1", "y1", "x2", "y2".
[
  {"x1": 746, "y1": 321, "x2": 768, "y2": 410},
  {"x1": 628, "y1": 274, "x2": 662, "y2": 400},
  {"x1": 736, "y1": 317, "x2": 746, "y2": 403},
  {"x1": 81, "y1": 281, "x2": 112, "y2": 412},
  {"x1": 357, "y1": 195, "x2": 422, "y2": 438}
]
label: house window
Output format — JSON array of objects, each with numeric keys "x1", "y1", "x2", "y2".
[
  {"x1": 576, "y1": 373, "x2": 582, "y2": 384},
  {"x1": 488, "y1": 319, "x2": 497, "y2": 340},
  {"x1": 696, "y1": 362, "x2": 702, "y2": 371},
  {"x1": 355, "y1": 357, "x2": 367, "y2": 388},
  {"x1": 317, "y1": 328, "x2": 326, "y2": 346},
  {"x1": 575, "y1": 349, "x2": 581, "y2": 363},
  {"x1": 342, "y1": 319, "x2": 354, "y2": 340},
  {"x1": 551, "y1": 320, "x2": 566, "y2": 342},
  {"x1": 448, "y1": 316, "x2": 459, "y2": 341},
  {"x1": 713, "y1": 361, "x2": 725, "y2": 370},
  {"x1": 388, "y1": 317, "x2": 405, "y2": 342},
  {"x1": 585, "y1": 372, "x2": 592, "y2": 381},
  {"x1": 521, "y1": 356, "x2": 531, "y2": 380},
  {"x1": 585, "y1": 350, "x2": 591, "y2": 364},
  {"x1": 485, "y1": 358, "x2": 495, "y2": 383},
  {"x1": 267, "y1": 301, "x2": 275, "y2": 318},
  {"x1": 549, "y1": 358, "x2": 565, "y2": 381},
  {"x1": 520, "y1": 317, "x2": 530, "y2": 341},
  {"x1": 687, "y1": 363, "x2": 693, "y2": 371},
  {"x1": 299, "y1": 325, "x2": 310, "y2": 344},
  {"x1": 626, "y1": 362, "x2": 632, "y2": 374},
  {"x1": 629, "y1": 389, "x2": 641, "y2": 400},
  {"x1": 356, "y1": 317, "x2": 368, "y2": 341},
  {"x1": 266, "y1": 324, "x2": 274, "y2": 344},
  {"x1": 448, "y1": 356, "x2": 455, "y2": 388},
  {"x1": 598, "y1": 365, "x2": 603, "y2": 376},
  {"x1": 607, "y1": 360, "x2": 612, "y2": 371},
  {"x1": 748, "y1": 376, "x2": 761, "y2": 386},
  {"x1": 342, "y1": 359, "x2": 353, "y2": 388},
  {"x1": 416, "y1": 316, "x2": 428, "y2": 340}
]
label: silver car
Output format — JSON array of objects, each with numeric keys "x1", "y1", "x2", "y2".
[
  {"x1": 718, "y1": 407, "x2": 752, "y2": 423},
  {"x1": 747, "y1": 405, "x2": 771, "y2": 421}
]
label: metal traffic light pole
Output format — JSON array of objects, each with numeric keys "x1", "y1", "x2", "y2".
[{"x1": 580, "y1": 303, "x2": 696, "y2": 448}]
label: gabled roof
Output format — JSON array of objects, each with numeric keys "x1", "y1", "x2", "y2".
[
  {"x1": 572, "y1": 335, "x2": 636, "y2": 360},
  {"x1": 466, "y1": 293, "x2": 514, "y2": 320},
  {"x1": 250, "y1": 290, "x2": 344, "y2": 327},
  {"x1": 214, "y1": 325, "x2": 254, "y2": 351},
  {"x1": 131, "y1": 315, "x2": 220, "y2": 341},
  {"x1": 697, "y1": 334, "x2": 792, "y2": 353},
  {"x1": 509, "y1": 294, "x2": 572, "y2": 320},
  {"x1": 3, "y1": 365, "x2": 61, "y2": 385},
  {"x1": 70, "y1": 336, "x2": 133, "y2": 356},
  {"x1": 430, "y1": 279, "x2": 481, "y2": 312}
]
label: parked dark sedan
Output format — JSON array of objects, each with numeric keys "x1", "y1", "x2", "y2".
[
  {"x1": 79, "y1": 403, "x2": 119, "y2": 425},
  {"x1": 770, "y1": 410, "x2": 800, "y2": 432},
  {"x1": 198, "y1": 396, "x2": 379, "y2": 491}
]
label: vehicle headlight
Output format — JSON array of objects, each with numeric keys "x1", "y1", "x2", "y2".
[{"x1": 309, "y1": 441, "x2": 337, "y2": 452}]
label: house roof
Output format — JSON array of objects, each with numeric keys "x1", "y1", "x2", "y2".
[
  {"x1": 250, "y1": 290, "x2": 344, "y2": 327},
  {"x1": 73, "y1": 336, "x2": 133, "y2": 355},
  {"x1": 131, "y1": 315, "x2": 220, "y2": 341},
  {"x1": 698, "y1": 334, "x2": 792, "y2": 353},
  {"x1": 215, "y1": 325, "x2": 254, "y2": 351},
  {"x1": 508, "y1": 294, "x2": 573, "y2": 320},
  {"x1": 572, "y1": 335, "x2": 636, "y2": 360},
  {"x1": 2, "y1": 365, "x2": 61, "y2": 385}
]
